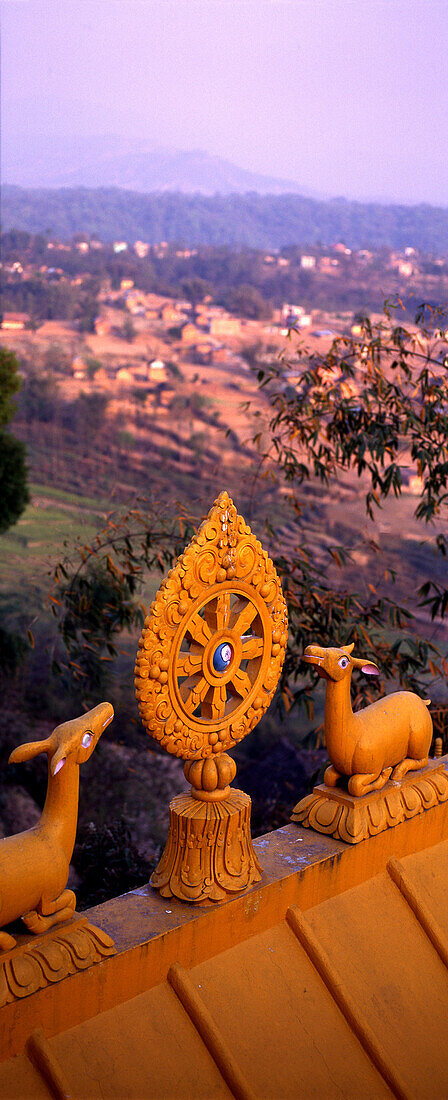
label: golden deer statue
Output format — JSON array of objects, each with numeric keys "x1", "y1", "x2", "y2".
[
  {"x1": 303, "y1": 642, "x2": 432, "y2": 796},
  {"x1": 0, "y1": 702, "x2": 114, "y2": 951}
]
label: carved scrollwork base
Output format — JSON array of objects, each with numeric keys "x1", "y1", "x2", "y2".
[
  {"x1": 291, "y1": 761, "x2": 448, "y2": 845},
  {"x1": 151, "y1": 788, "x2": 262, "y2": 903},
  {"x1": 0, "y1": 918, "x2": 116, "y2": 1006}
]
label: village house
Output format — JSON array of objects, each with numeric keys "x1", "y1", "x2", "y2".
[
  {"x1": 130, "y1": 361, "x2": 149, "y2": 381},
  {"x1": 1, "y1": 312, "x2": 30, "y2": 331},
  {"x1": 300, "y1": 255, "x2": 316, "y2": 269},
  {"x1": 192, "y1": 340, "x2": 216, "y2": 365},
  {"x1": 192, "y1": 337, "x2": 228, "y2": 365},
  {"x1": 160, "y1": 303, "x2": 187, "y2": 326},
  {"x1": 397, "y1": 260, "x2": 414, "y2": 278},
  {"x1": 282, "y1": 302, "x2": 303, "y2": 319},
  {"x1": 193, "y1": 311, "x2": 211, "y2": 331},
  {"x1": 180, "y1": 322, "x2": 200, "y2": 345},
  {"x1": 210, "y1": 343, "x2": 229, "y2": 364},
  {"x1": 94, "y1": 317, "x2": 111, "y2": 337},
  {"x1": 147, "y1": 359, "x2": 168, "y2": 382},
  {"x1": 92, "y1": 367, "x2": 113, "y2": 389},
  {"x1": 125, "y1": 289, "x2": 148, "y2": 315},
  {"x1": 134, "y1": 240, "x2": 150, "y2": 258},
  {"x1": 4, "y1": 261, "x2": 24, "y2": 274},
  {"x1": 116, "y1": 366, "x2": 134, "y2": 387},
  {"x1": 319, "y1": 256, "x2": 340, "y2": 273},
  {"x1": 48, "y1": 242, "x2": 71, "y2": 252},
  {"x1": 71, "y1": 356, "x2": 88, "y2": 379},
  {"x1": 209, "y1": 315, "x2": 241, "y2": 339}
]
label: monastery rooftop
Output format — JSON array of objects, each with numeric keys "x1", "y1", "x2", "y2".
[{"x1": 1, "y1": 774, "x2": 448, "y2": 1099}]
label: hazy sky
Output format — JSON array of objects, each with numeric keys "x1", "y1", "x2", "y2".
[{"x1": 2, "y1": 0, "x2": 448, "y2": 204}]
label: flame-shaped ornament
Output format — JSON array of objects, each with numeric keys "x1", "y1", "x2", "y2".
[{"x1": 135, "y1": 491, "x2": 288, "y2": 903}]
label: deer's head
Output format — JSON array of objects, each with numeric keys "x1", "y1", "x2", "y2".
[
  {"x1": 9, "y1": 702, "x2": 114, "y2": 776},
  {"x1": 303, "y1": 642, "x2": 379, "y2": 683}
]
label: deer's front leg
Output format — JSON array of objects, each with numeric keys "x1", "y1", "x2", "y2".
[
  {"x1": 0, "y1": 930, "x2": 17, "y2": 951},
  {"x1": 23, "y1": 889, "x2": 76, "y2": 933},
  {"x1": 348, "y1": 768, "x2": 392, "y2": 796},
  {"x1": 324, "y1": 764, "x2": 343, "y2": 787},
  {"x1": 391, "y1": 756, "x2": 428, "y2": 782}
]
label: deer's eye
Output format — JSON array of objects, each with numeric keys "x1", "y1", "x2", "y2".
[
  {"x1": 338, "y1": 657, "x2": 349, "y2": 669},
  {"x1": 82, "y1": 733, "x2": 92, "y2": 748}
]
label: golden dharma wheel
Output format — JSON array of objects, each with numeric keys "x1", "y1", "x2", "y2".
[{"x1": 135, "y1": 491, "x2": 288, "y2": 759}]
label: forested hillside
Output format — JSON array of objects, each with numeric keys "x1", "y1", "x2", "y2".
[{"x1": 4, "y1": 185, "x2": 448, "y2": 252}]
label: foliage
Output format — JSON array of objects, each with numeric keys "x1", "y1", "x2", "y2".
[
  {"x1": 257, "y1": 299, "x2": 448, "y2": 713},
  {"x1": 222, "y1": 284, "x2": 271, "y2": 319},
  {"x1": 0, "y1": 348, "x2": 30, "y2": 533},
  {"x1": 179, "y1": 276, "x2": 211, "y2": 304},
  {"x1": 0, "y1": 625, "x2": 29, "y2": 677},
  {"x1": 76, "y1": 280, "x2": 100, "y2": 332},
  {"x1": 43, "y1": 343, "x2": 72, "y2": 375},
  {"x1": 19, "y1": 372, "x2": 59, "y2": 422},
  {"x1": 73, "y1": 818, "x2": 154, "y2": 910},
  {"x1": 0, "y1": 432, "x2": 30, "y2": 535},
  {"x1": 4, "y1": 185, "x2": 448, "y2": 252},
  {"x1": 121, "y1": 316, "x2": 136, "y2": 342},
  {"x1": 4, "y1": 230, "x2": 448, "y2": 330},
  {"x1": 86, "y1": 356, "x2": 102, "y2": 380},
  {"x1": 0, "y1": 347, "x2": 22, "y2": 426},
  {"x1": 43, "y1": 299, "x2": 448, "y2": 729},
  {"x1": 50, "y1": 500, "x2": 195, "y2": 701}
]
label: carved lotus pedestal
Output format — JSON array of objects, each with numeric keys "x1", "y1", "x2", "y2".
[
  {"x1": 292, "y1": 758, "x2": 448, "y2": 844},
  {"x1": 152, "y1": 755, "x2": 262, "y2": 904},
  {"x1": 0, "y1": 918, "x2": 116, "y2": 1007}
]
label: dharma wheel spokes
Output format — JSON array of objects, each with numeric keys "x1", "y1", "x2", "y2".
[
  {"x1": 174, "y1": 589, "x2": 265, "y2": 726},
  {"x1": 135, "y1": 490, "x2": 288, "y2": 904}
]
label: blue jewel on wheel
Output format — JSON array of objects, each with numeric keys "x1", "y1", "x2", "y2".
[{"x1": 213, "y1": 642, "x2": 233, "y2": 673}]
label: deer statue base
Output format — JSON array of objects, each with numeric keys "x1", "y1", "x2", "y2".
[
  {"x1": 0, "y1": 917, "x2": 116, "y2": 1007},
  {"x1": 291, "y1": 758, "x2": 448, "y2": 845},
  {"x1": 151, "y1": 787, "x2": 262, "y2": 905}
]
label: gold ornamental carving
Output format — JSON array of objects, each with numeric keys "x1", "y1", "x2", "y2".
[
  {"x1": 0, "y1": 918, "x2": 116, "y2": 1006},
  {"x1": 135, "y1": 491, "x2": 288, "y2": 903},
  {"x1": 302, "y1": 642, "x2": 433, "y2": 797},
  {"x1": 0, "y1": 702, "x2": 114, "y2": 952},
  {"x1": 154, "y1": 791, "x2": 258, "y2": 903},
  {"x1": 292, "y1": 760, "x2": 448, "y2": 844},
  {"x1": 291, "y1": 641, "x2": 444, "y2": 844}
]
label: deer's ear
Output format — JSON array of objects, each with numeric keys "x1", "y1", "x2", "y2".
[
  {"x1": 9, "y1": 738, "x2": 52, "y2": 765},
  {"x1": 361, "y1": 662, "x2": 380, "y2": 676}
]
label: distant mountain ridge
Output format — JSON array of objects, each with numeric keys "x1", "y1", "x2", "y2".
[
  {"x1": 3, "y1": 185, "x2": 448, "y2": 253},
  {"x1": 2, "y1": 136, "x2": 320, "y2": 197}
]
